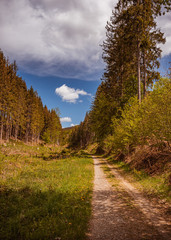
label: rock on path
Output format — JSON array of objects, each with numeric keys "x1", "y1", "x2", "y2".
[{"x1": 87, "y1": 156, "x2": 171, "y2": 240}]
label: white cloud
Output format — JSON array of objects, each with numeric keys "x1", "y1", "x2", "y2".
[
  {"x1": 55, "y1": 84, "x2": 91, "y2": 103},
  {"x1": 71, "y1": 123, "x2": 75, "y2": 127},
  {"x1": 60, "y1": 117, "x2": 72, "y2": 122},
  {"x1": 0, "y1": 0, "x2": 170, "y2": 79},
  {"x1": 157, "y1": 12, "x2": 171, "y2": 57}
]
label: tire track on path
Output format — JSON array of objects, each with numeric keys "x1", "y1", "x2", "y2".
[{"x1": 87, "y1": 156, "x2": 171, "y2": 240}]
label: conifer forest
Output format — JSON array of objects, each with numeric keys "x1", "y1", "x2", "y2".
[{"x1": 0, "y1": 51, "x2": 62, "y2": 144}]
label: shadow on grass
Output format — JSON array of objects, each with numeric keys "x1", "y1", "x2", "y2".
[
  {"x1": 0, "y1": 186, "x2": 91, "y2": 240},
  {"x1": 39, "y1": 150, "x2": 92, "y2": 161},
  {"x1": 42, "y1": 154, "x2": 71, "y2": 161}
]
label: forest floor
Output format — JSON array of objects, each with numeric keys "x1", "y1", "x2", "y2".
[{"x1": 87, "y1": 156, "x2": 171, "y2": 240}]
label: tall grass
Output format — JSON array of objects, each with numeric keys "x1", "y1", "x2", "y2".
[
  {"x1": 0, "y1": 143, "x2": 93, "y2": 240},
  {"x1": 107, "y1": 159, "x2": 171, "y2": 201}
]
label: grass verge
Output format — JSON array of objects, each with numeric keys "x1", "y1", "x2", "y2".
[
  {"x1": 0, "y1": 142, "x2": 94, "y2": 240},
  {"x1": 107, "y1": 156, "x2": 171, "y2": 202}
]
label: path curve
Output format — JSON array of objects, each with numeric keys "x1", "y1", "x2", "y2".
[{"x1": 87, "y1": 156, "x2": 171, "y2": 240}]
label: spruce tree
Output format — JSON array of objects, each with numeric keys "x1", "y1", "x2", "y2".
[
  {"x1": 0, "y1": 50, "x2": 62, "y2": 143},
  {"x1": 102, "y1": 0, "x2": 169, "y2": 103}
]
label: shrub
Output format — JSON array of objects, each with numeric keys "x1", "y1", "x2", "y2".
[{"x1": 104, "y1": 78, "x2": 171, "y2": 154}]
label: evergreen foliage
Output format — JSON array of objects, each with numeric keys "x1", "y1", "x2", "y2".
[
  {"x1": 69, "y1": 113, "x2": 93, "y2": 148},
  {"x1": 102, "y1": 0, "x2": 168, "y2": 103},
  {"x1": 0, "y1": 50, "x2": 62, "y2": 144}
]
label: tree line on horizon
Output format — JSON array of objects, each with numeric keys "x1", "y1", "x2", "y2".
[
  {"x1": 69, "y1": 0, "x2": 171, "y2": 153},
  {"x1": 0, "y1": 50, "x2": 62, "y2": 144}
]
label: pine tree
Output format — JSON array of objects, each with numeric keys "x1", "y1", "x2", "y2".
[{"x1": 0, "y1": 50, "x2": 6, "y2": 141}]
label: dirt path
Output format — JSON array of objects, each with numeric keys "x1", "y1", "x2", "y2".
[{"x1": 87, "y1": 156, "x2": 171, "y2": 240}]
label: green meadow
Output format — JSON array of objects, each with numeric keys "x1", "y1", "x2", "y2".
[{"x1": 0, "y1": 143, "x2": 94, "y2": 240}]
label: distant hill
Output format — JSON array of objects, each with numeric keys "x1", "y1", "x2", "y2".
[{"x1": 62, "y1": 125, "x2": 78, "y2": 131}]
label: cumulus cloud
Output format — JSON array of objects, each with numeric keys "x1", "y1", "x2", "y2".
[
  {"x1": 55, "y1": 84, "x2": 91, "y2": 103},
  {"x1": 60, "y1": 117, "x2": 72, "y2": 122},
  {"x1": 0, "y1": 0, "x2": 170, "y2": 79},
  {"x1": 71, "y1": 123, "x2": 75, "y2": 127}
]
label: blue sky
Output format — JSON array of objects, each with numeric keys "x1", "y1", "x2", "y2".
[
  {"x1": 19, "y1": 71, "x2": 100, "y2": 128},
  {"x1": 0, "y1": 0, "x2": 171, "y2": 127}
]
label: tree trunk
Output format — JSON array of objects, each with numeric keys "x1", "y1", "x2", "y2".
[
  {"x1": 9, "y1": 121, "x2": 12, "y2": 139},
  {"x1": 137, "y1": 41, "x2": 141, "y2": 103},
  {"x1": 6, "y1": 115, "x2": 10, "y2": 141},
  {"x1": 120, "y1": 64, "x2": 124, "y2": 99},
  {"x1": 32, "y1": 133, "x2": 34, "y2": 145},
  {"x1": 6, "y1": 125, "x2": 9, "y2": 141},
  {"x1": 37, "y1": 133, "x2": 40, "y2": 144},
  {"x1": 0, "y1": 121, "x2": 3, "y2": 141},
  {"x1": 25, "y1": 123, "x2": 29, "y2": 143},
  {"x1": 137, "y1": 0, "x2": 141, "y2": 103},
  {"x1": 143, "y1": 53, "x2": 147, "y2": 97},
  {"x1": 15, "y1": 124, "x2": 19, "y2": 141}
]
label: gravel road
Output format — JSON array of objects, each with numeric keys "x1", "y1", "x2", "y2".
[{"x1": 87, "y1": 156, "x2": 171, "y2": 240}]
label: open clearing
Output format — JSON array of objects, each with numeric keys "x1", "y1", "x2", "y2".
[
  {"x1": 87, "y1": 156, "x2": 171, "y2": 240},
  {"x1": 0, "y1": 144, "x2": 93, "y2": 240}
]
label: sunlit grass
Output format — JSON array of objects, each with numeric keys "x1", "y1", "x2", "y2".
[
  {"x1": 108, "y1": 159, "x2": 171, "y2": 201},
  {"x1": 0, "y1": 143, "x2": 94, "y2": 240}
]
